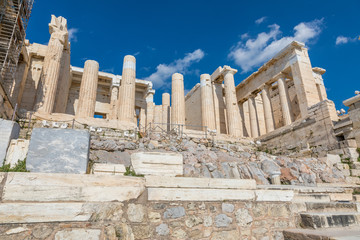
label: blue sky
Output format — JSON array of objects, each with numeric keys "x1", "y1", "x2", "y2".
[{"x1": 26, "y1": 0, "x2": 359, "y2": 109}]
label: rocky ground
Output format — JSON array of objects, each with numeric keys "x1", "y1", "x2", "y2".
[{"x1": 89, "y1": 132, "x2": 346, "y2": 186}]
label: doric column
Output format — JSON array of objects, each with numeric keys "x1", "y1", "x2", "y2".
[
  {"x1": 162, "y1": 93, "x2": 170, "y2": 130},
  {"x1": 54, "y1": 42, "x2": 71, "y2": 113},
  {"x1": 171, "y1": 73, "x2": 185, "y2": 126},
  {"x1": 76, "y1": 60, "x2": 99, "y2": 118},
  {"x1": 145, "y1": 89, "x2": 155, "y2": 127},
  {"x1": 118, "y1": 55, "x2": 136, "y2": 123},
  {"x1": 277, "y1": 76, "x2": 292, "y2": 126},
  {"x1": 261, "y1": 84, "x2": 275, "y2": 133},
  {"x1": 248, "y1": 96, "x2": 259, "y2": 138},
  {"x1": 109, "y1": 76, "x2": 120, "y2": 119},
  {"x1": 33, "y1": 16, "x2": 68, "y2": 114},
  {"x1": 154, "y1": 105, "x2": 162, "y2": 129},
  {"x1": 223, "y1": 67, "x2": 242, "y2": 137},
  {"x1": 139, "y1": 108, "x2": 146, "y2": 129},
  {"x1": 200, "y1": 74, "x2": 216, "y2": 131}
]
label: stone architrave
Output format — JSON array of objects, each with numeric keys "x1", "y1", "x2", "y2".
[
  {"x1": 171, "y1": 73, "x2": 186, "y2": 126},
  {"x1": 33, "y1": 15, "x2": 68, "y2": 114},
  {"x1": 118, "y1": 55, "x2": 136, "y2": 123},
  {"x1": 26, "y1": 128, "x2": 90, "y2": 174},
  {"x1": 223, "y1": 67, "x2": 242, "y2": 137},
  {"x1": 200, "y1": 74, "x2": 216, "y2": 131},
  {"x1": 76, "y1": 60, "x2": 99, "y2": 118}
]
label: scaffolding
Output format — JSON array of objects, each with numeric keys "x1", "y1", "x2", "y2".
[{"x1": 0, "y1": 0, "x2": 33, "y2": 107}]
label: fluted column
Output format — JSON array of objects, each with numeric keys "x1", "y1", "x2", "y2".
[
  {"x1": 278, "y1": 76, "x2": 292, "y2": 126},
  {"x1": 223, "y1": 68, "x2": 242, "y2": 137},
  {"x1": 261, "y1": 84, "x2": 275, "y2": 133},
  {"x1": 171, "y1": 73, "x2": 185, "y2": 126},
  {"x1": 162, "y1": 93, "x2": 170, "y2": 130},
  {"x1": 109, "y1": 86, "x2": 119, "y2": 119},
  {"x1": 118, "y1": 55, "x2": 136, "y2": 123},
  {"x1": 139, "y1": 108, "x2": 146, "y2": 128},
  {"x1": 200, "y1": 74, "x2": 216, "y2": 131},
  {"x1": 33, "y1": 16, "x2": 68, "y2": 114},
  {"x1": 34, "y1": 33, "x2": 65, "y2": 113},
  {"x1": 76, "y1": 60, "x2": 99, "y2": 118},
  {"x1": 248, "y1": 96, "x2": 259, "y2": 138}
]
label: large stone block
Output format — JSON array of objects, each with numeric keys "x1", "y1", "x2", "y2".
[
  {"x1": 3, "y1": 172, "x2": 145, "y2": 202},
  {"x1": 145, "y1": 176, "x2": 256, "y2": 189},
  {"x1": 5, "y1": 139, "x2": 29, "y2": 167},
  {"x1": 131, "y1": 152, "x2": 183, "y2": 176},
  {"x1": 27, "y1": 128, "x2": 90, "y2": 173},
  {"x1": 147, "y1": 188, "x2": 255, "y2": 201},
  {"x1": 0, "y1": 119, "x2": 20, "y2": 165}
]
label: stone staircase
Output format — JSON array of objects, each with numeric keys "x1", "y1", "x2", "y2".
[{"x1": 283, "y1": 201, "x2": 360, "y2": 239}]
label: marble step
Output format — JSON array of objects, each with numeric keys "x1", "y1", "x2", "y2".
[
  {"x1": 305, "y1": 202, "x2": 359, "y2": 213},
  {"x1": 300, "y1": 212, "x2": 360, "y2": 229},
  {"x1": 283, "y1": 227, "x2": 360, "y2": 240}
]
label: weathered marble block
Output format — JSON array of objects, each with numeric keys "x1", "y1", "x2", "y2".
[
  {"x1": 92, "y1": 163, "x2": 126, "y2": 175},
  {"x1": 131, "y1": 152, "x2": 183, "y2": 176},
  {"x1": 27, "y1": 128, "x2": 90, "y2": 173},
  {"x1": 0, "y1": 119, "x2": 20, "y2": 165},
  {"x1": 5, "y1": 139, "x2": 29, "y2": 167}
]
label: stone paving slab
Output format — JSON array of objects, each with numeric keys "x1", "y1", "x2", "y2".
[
  {"x1": 0, "y1": 119, "x2": 20, "y2": 165},
  {"x1": 26, "y1": 128, "x2": 90, "y2": 173}
]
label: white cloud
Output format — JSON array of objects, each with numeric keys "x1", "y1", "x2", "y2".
[
  {"x1": 228, "y1": 19, "x2": 323, "y2": 73},
  {"x1": 133, "y1": 51, "x2": 140, "y2": 56},
  {"x1": 335, "y1": 35, "x2": 358, "y2": 45},
  {"x1": 68, "y1": 28, "x2": 79, "y2": 42},
  {"x1": 145, "y1": 49, "x2": 205, "y2": 88},
  {"x1": 255, "y1": 17, "x2": 266, "y2": 25}
]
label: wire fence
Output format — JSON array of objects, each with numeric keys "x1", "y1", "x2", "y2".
[{"x1": 139, "y1": 122, "x2": 212, "y2": 139}]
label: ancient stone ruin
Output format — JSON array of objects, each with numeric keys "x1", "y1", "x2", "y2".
[{"x1": 1, "y1": 5, "x2": 360, "y2": 240}]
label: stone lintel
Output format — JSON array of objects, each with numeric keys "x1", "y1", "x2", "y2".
[{"x1": 343, "y1": 94, "x2": 360, "y2": 107}]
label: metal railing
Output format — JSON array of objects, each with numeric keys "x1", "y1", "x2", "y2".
[{"x1": 139, "y1": 122, "x2": 211, "y2": 139}]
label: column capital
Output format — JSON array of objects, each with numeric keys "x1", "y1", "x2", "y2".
[
  {"x1": 111, "y1": 76, "x2": 121, "y2": 88},
  {"x1": 222, "y1": 65, "x2": 238, "y2": 75}
]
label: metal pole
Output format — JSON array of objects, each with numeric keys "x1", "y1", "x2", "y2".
[
  {"x1": 72, "y1": 119, "x2": 75, "y2": 129},
  {"x1": 11, "y1": 103, "x2": 17, "y2": 121}
]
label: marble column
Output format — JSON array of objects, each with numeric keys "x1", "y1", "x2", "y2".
[
  {"x1": 248, "y1": 96, "x2": 259, "y2": 138},
  {"x1": 54, "y1": 43, "x2": 71, "y2": 113},
  {"x1": 223, "y1": 68, "x2": 242, "y2": 137},
  {"x1": 33, "y1": 15, "x2": 68, "y2": 114},
  {"x1": 118, "y1": 55, "x2": 136, "y2": 123},
  {"x1": 154, "y1": 105, "x2": 162, "y2": 129},
  {"x1": 277, "y1": 76, "x2": 292, "y2": 126},
  {"x1": 76, "y1": 60, "x2": 99, "y2": 118},
  {"x1": 146, "y1": 102, "x2": 154, "y2": 127},
  {"x1": 139, "y1": 108, "x2": 146, "y2": 129},
  {"x1": 261, "y1": 84, "x2": 275, "y2": 133},
  {"x1": 200, "y1": 74, "x2": 216, "y2": 131},
  {"x1": 145, "y1": 90, "x2": 155, "y2": 128},
  {"x1": 162, "y1": 93, "x2": 170, "y2": 130},
  {"x1": 109, "y1": 86, "x2": 119, "y2": 119},
  {"x1": 171, "y1": 73, "x2": 185, "y2": 126}
]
